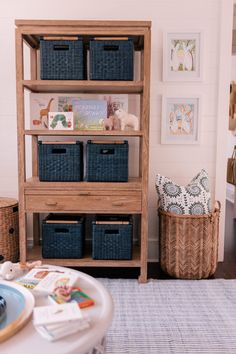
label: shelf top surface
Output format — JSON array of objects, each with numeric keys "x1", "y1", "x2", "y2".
[
  {"x1": 15, "y1": 19, "x2": 151, "y2": 28},
  {"x1": 22, "y1": 80, "x2": 143, "y2": 94},
  {"x1": 24, "y1": 177, "x2": 142, "y2": 191}
]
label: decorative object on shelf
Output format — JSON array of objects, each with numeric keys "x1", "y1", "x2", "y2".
[
  {"x1": 48, "y1": 112, "x2": 73, "y2": 130},
  {"x1": 159, "y1": 201, "x2": 220, "y2": 279},
  {"x1": 103, "y1": 115, "x2": 121, "y2": 131},
  {"x1": 156, "y1": 169, "x2": 211, "y2": 215},
  {"x1": 86, "y1": 140, "x2": 129, "y2": 182},
  {"x1": 40, "y1": 37, "x2": 85, "y2": 80},
  {"x1": 38, "y1": 141, "x2": 83, "y2": 181},
  {"x1": 42, "y1": 214, "x2": 85, "y2": 259},
  {"x1": 114, "y1": 109, "x2": 139, "y2": 131},
  {"x1": 0, "y1": 198, "x2": 19, "y2": 263},
  {"x1": 163, "y1": 30, "x2": 203, "y2": 81},
  {"x1": 92, "y1": 215, "x2": 133, "y2": 260},
  {"x1": 227, "y1": 145, "x2": 236, "y2": 185},
  {"x1": 90, "y1": 39, "x2": 134, "y2": 80},
  {"x1": 0, "y1": 260, "x2": 42, "y2": 281},
  {"x1": 161, "y1": 95, "x2": 201, "y2": 144}
]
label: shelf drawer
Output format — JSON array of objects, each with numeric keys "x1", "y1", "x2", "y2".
[{"x1": 25, "y1": 194, "x2": 141, "y2": 213}]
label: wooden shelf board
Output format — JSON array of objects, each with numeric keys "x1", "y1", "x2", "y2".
[
  {"x1": 24, "y1": 130, "x2": 143, "y2": 137},
  {"x1": 22, "y1": 80, "x2": 143, "y2": 94},
  {"x1": 26, "y1": 245, "x2": 141, "y2": 267},
  {"x1": 24, "y1": 177, "x2": 142, "y2": 191}
]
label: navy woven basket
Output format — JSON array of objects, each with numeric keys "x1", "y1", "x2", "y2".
[
  {"x1": 42, "y1": 214, "x2": 84, "y2": 259},
  {"x1": 86, "y1": 140, "x2": 128, "y2": 182},
  {"x1": 92, "y1": 215, "x2": 133, "y2": 260},
  {"x1": 38, "y1": 141, "x2": 83, "y2": 181},
  {"x1": 40, "y1": 38, "x2": 85, "y2": 80},
  {"x1": 89, "y1": 39, "x2": 134, "y2": 80}
]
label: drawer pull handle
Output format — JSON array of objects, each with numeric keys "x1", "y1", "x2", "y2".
[
  {"x1": 45, "y1": 202, "x2": 58, "y2": 206},
  {"x1": 79, "y1": 192, "x2": 90, "y2": 196},
  {"x1": 112, "y1": 202, "x2": 124, "y2": 207}
]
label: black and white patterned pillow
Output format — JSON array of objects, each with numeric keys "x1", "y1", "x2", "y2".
[{"x1": 155, "y1": 169, "x2": 211, "y2": 215}]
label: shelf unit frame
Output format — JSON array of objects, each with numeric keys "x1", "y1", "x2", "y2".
[{"x1": 15, "y1": 20, "x2": 151, "y2": 283}]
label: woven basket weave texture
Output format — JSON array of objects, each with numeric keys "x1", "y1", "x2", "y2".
[
  {"x1": 92, "y1": 215, "x2": 133, "y2": 260},
  {"x1": 40, "y1": 39, "x2": 84, "y2": 80},
  {"x1": 42, "y1": 214, "x2": 84, "y2": 259},
  {"x1": 86, "y1": 140, "x2": 128, "y2": 182},
  {"x1": 159, "y1": 203, "x2": 220, "y2": 279},
  {"x1": 0, "y1": 198, "x2": 19, "y2": 263},
  {"x1": 90, "y1": 40, "x2": 134, "y2": 80},
  {"x1": 38, "y1": 141, "x2": 83, "y2": 181}
]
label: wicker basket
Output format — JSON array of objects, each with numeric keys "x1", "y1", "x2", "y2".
[
  {"x1": 159, "y1": 202, "x2": 220, "y2": 279},
  {"x1": 0, "y1": 198, "x2": 19, "y2": 263},
  {"x1": 40, "y1": 38, "x2": 85, "y2": 80},
  {"x1": 86, "y1": 140, "x2": 128, "y2": 182},
  {"x1": 42, "y1": 214, "x2": 85, "y2": 259},
  {"x1": 89, "y1": 39, "x2": 134, "y2": 80},
  {"x1": 92, "y1": 215, "x2": 133, "y2": 260},
  {"x1": 38, "y1": 141, "x2": 83, "y2": 181}
]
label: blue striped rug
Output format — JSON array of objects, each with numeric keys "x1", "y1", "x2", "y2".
[{"x1": 100, "y1": 278, "x2": 236, "y2": 354}]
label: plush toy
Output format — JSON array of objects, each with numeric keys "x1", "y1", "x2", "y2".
[
  {"x1": 103, "y1": 115, "x2": 121, "y2": 131},
  {"x1": 114, "y1": 109, "x2": 139, "y2": 131},
  {"x1": 0, "y1": 260, "x2": 42, "y2": 281}
]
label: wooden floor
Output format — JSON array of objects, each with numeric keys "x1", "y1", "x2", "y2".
[{"x1": 78, "y1": 200, "x2": 236, "y2": 279}]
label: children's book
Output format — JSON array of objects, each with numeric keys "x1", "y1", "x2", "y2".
[
  {"x1": 15, "y1": 268, "x2": 64, "y2": 290},
  {"x1": 16, "y1": 268, "x2": 78, "y2": 295},
  {"x1": 49, "y1": 286, "x2": 94, "y2": 308},
  {"x1": 33, "y1": 272, "x2": 79, "y2": 295},
  {"x1": 72, "y1": 99, "x2": 107, "y2": 130}
]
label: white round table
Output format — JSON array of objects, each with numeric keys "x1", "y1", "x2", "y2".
[{"x1": 0, "y1": 266, "x2": 114, "y2": 354}]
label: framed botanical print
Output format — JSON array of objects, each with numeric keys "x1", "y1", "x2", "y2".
[
  {"x1": 161, "y1": 96, "x2": 201, "y2": 144},
  {"x1": 163, "y1": 31, "x2": 203, "y2": 81}
]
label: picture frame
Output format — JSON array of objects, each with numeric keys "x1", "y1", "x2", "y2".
[
  {"x1": 161, "y1": 96, "x2": 201, "y2": 144},
  {"x1": 163, "y1": 31, "x2": 203, "y2": 81}
]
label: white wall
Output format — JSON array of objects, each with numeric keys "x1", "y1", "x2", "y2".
[{"x1": 0, "y1": 0, "x2": 233, "y2": 261}]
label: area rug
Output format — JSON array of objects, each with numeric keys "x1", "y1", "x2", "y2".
[{"x1": 99, "y1": 278, "x2": 236, "y2": 354}]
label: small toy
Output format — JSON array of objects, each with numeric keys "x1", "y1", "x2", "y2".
[
  {"x1": 0, "y1": 260, "x2": 42, "y2": 281},
  {"x1": 114, "y1": 109, "x2": 139, "y2": 131}
]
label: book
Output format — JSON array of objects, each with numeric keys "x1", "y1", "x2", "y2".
[
  {"x1": 33, "y1": 302, "x2": 84, "y2": 326},
  {"x1": 48, "y1": 111, "x2": 74, "y2": 130},
  {"x1": 16, "y1": 268, "x2": 78, "y2": 294},
  {"x1": 72, "y1": 99, "x2": 107, "y2": 130},
  {"x1": 30, "y1": 93, "x2": 58, "y2": 130},
  {"x1": 15, "y1": 268, "x2": 64, "y2": 290},
  {"x1": 33, "y1": 272, "x2": 79, "y2": 295},
  {"x1": 49, "y1": 286, "x2": 94, "y2": 308},
  {"x1": 33, "y1": 302, "x2": 90, "y2": 341}
]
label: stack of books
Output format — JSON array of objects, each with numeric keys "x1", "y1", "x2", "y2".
[{"x1": 16, "y1": 267, "x2": 94, "y2": 341}]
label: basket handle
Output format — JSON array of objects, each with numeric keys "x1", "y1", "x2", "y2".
[
  {"x1": 100, "y1": 148, "x2": 114, "y2": 155},
  {"x1": 104, "y1": 229, "x2": 119, "y2": 235},
  {"x1": 103, "y1": 45, "x2": 119, "y2": 51},
  {"x1": 53, "y1": 45, "x2": 69, "y2": 51}
]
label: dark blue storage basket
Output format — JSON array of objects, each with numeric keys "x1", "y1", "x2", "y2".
[
  {"x1": 92, "y1": 215, "x2": 133, "y2": 260},
  {"x1": 42, "y1": 214, "x2": 84, "y2": 259},
  {"x1": 89, "y1": 39, "x2": 134, "y2": 80},
  {"x1": 40, "y1": 38, "x2": 85, "y2": 80},
  {"x1": 86, "y1": 140, "x2": 128, "y2": 182},
  {"x1": 38, "y1": 141, "x2": 83, "y2": 181}
]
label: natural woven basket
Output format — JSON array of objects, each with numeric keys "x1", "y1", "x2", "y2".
[
  {"x1": 0, "y1": 197, "x2": 19, "y2": 263},
  {"x1": 159, "y1": 202, "x2": 220, "y2": 279}
]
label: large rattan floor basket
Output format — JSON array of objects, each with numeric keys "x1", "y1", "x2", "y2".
[
  {"x1": 0, "y1": 197, "x2": 19, "y2": 263},
  {"x1": 159, "y1": 202, "x2": 220, "y2": 280}
]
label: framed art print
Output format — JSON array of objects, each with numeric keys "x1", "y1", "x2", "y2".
[
  {"x1": 163, "y1": 31, "x2": 203, "y2": 81},
  {"x1": 161, "y1": 96, "x2": 201, "y2": 144}
]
